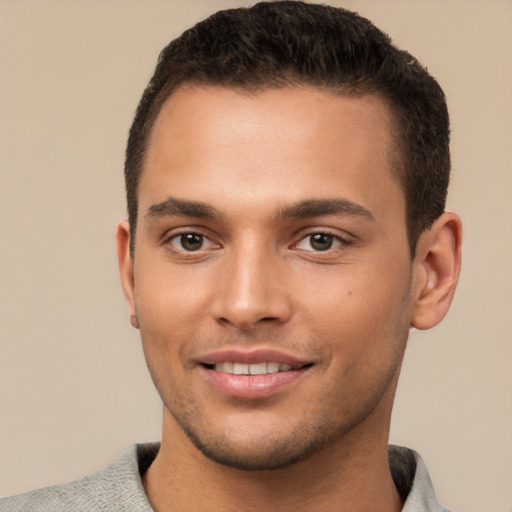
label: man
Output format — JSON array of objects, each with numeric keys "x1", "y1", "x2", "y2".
[{"x1": 2, "y1": 1, "x2": 461, "y2": 511}]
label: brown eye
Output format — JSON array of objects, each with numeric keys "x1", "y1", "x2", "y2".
[
  {"x1": 295, "y1": 232, "x2": 345, "y2": 252},
  {"x1": 167, "y1": 231, "x2": 221, "y2": 255},
  {"x1": 174, "y1": 233, "x2": 204, "y2": 251},
  {"x1": 309, "y1": 233, "x2": 334, "y2": 251}
]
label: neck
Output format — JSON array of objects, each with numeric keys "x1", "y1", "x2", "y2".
[{"x1": 143, "y1": 409, "x2": 402, "y2": 512}]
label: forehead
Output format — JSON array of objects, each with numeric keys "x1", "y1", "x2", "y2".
[
  {"x1": 140, "y1": 85, "x2": 403, "y2": 220},
  {"x1": 149, "y1": 84, "x2": 395, "y2": 154}
]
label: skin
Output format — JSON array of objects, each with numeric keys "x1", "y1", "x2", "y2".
[{"x1": 117, "y1": 85, "x2": 462, "y2": 512}]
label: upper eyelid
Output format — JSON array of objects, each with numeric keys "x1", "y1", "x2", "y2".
[
  {"x1": 292, "y1": 227, "x2": 353, "y2": 243},
  {"x1": 162, "y1": 226, "x2": 216, "y2": 241},
  {"x1": 161, "y1": 226, "x2": 353, "y2": 247},
  {"x1": 294, "y1": 233, "x2": 348, "y2": 248},
  {"x1": 165, "y1": 232, "x2": 221, "y2": 255}
]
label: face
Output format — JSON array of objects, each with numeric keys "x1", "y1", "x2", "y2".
[{"x1": 121, "y1": 85, "x2": 415, "y2": 470}]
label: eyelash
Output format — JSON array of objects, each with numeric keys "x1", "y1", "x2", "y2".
[
  {"x1": 293, "y1": 232, "x2": 350, "y2": 252},
  {"x1": 165, "y1": 231, "x2": 219, "y2": 253},
  {"x1": 164, "y1": 229, "x2": 351, "y2": 255}
]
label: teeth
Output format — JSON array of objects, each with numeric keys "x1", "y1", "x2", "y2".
[
  {"x1": 213, "y1": 362, "x2": 296, "y2": 375},
  {"x1": 249, "y1": 362, "x2": 267, "y2": 375},
  {"x1": 266, "y1": 362, "x2": 280, "y2": 374},
  {"x1": 233, "y1": 363, "x2": 249, "y2": 375}
]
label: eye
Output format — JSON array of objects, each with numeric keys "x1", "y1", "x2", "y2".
[
  {"x1": 168, "y1": 233, "x2": 216, "y2": 252},
  {"x1": 295, "y1": 233, "x2": 344, "y2": 252}
]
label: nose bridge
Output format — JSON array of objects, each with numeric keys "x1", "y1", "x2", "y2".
[{"x1": 211, "y1": 237, "x2": 291, "y2": 330}]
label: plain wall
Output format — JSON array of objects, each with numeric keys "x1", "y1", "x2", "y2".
[{"x1": 0, "y1": 1, "x2": 511, "y2": 511}]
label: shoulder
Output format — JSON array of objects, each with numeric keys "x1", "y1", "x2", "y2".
[
  {"x1": 0, "y1": 443, "x2": 159, "y2": 512},
  {"x1": 389, "y1": 445, "x2": 453, "y2": 512}
]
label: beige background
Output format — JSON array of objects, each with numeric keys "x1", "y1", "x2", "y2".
[{"x1": 0, "y1": 1, "x2": 511, "y2": 510}]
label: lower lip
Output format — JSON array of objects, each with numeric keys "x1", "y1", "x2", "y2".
[{"x1": 200, "y1": 366, "x2": 310, "y2": 399}]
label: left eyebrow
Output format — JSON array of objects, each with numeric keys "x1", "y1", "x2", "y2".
[
  {"x1": 273, "y1": 199, "x2": 375, "y2": 222},
  {"x1": 146, "y1": 197, "x2": 221, "y2": 220}
]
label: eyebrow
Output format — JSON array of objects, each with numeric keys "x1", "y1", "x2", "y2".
[
  {"x1": 274, "y1": 199, "x2": 375, "y2": 222},
  {"x1": 146, "y1": 197, "x2": 220, "y2": 220},
  {"x1": 145, "y1": 196, "x2": 374, "y2": 222}
]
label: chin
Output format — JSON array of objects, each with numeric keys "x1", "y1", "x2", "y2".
[
  {"x1": 167, "y1": 403, "x2": 359, "y2": 472},
  {"x1": 182, "y1": 423, "x2": 325, "y2": 471}
]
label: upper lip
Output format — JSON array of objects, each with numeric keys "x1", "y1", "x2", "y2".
[{"x1": 197, "y1": 347, "x2": 313, "y2": 367}]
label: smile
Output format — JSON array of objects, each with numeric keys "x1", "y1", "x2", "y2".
[
  {"x1": 212, "y1": 362, "x2": 295, "y2": 375},
  {"x1": 200, "y1": 359, "x2": 313, "y2": 399},
  {"x1": 197, "y1": 348, "x2": 314, "y2": 398}
]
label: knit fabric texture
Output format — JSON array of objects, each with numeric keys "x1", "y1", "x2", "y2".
[{"x1": 1, "y1": 443, "x2": 451, "y2": 511}]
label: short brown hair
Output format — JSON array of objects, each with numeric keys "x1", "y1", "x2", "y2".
[{"x1": 125, "y1": 1, "x2": 450, "y2": 256}]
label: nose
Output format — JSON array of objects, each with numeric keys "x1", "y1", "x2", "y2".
[{"x1": 209, "y1": 246, "x2": 292, "y2": 331}]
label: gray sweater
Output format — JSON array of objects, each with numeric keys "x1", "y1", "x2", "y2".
[{"x1": 1, "y1": 444, "x2": 451, "y2": 511}]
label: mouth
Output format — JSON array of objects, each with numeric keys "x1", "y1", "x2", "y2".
[
  {"x1": 202, "y1": 361, "x2": 312, "y2": 375},
  {"x1": 197, "y1": 349, "x2": 314, "y2": 399}
]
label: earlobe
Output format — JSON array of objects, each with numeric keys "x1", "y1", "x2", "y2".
[
  {"x1": 411, "y1": 212, "x2": 462, "y2": 330},
  {"x1": 116, "y1": 220, "x2": 136, "y2": 315}
]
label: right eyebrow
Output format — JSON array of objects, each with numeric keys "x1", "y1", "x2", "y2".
[{"x1": 146, "y1": 197, "x2": 221, "y2": 220}]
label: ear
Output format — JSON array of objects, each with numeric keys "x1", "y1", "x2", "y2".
[
  {"x1": 116, "y1": 220, "x2": 136, "y2": 316},
  {"x1": 411, "y1": 212, "x2": 462, "y2": 330}
]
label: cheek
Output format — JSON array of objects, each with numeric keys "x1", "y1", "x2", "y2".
[
  {"x1": 136, "y1": 283, "x2": 199, "y2": 396},
  {"x1": 135, "y1": 254, "x2": 210, "y2": 324},
  {"x1": 133, "y1": 275, "x2": 198, "y2": 374},
  {"x1": 299, "y1": 260, "x2": 412, "y2": 355}
]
